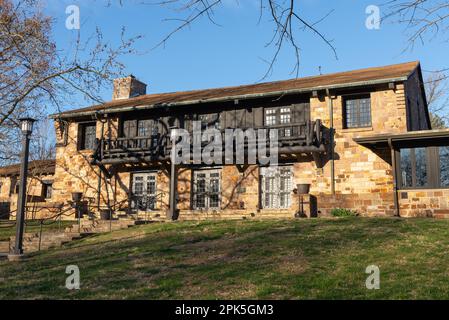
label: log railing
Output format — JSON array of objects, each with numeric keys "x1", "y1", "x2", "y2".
[{"x1": 96, "y1": 119, "x2": 326, "y2": 162}]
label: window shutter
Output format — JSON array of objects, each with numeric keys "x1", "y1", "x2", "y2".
[
  {"x1": 245, "y1": 109, "x2": 254, "y2": 128},
  {"x1": 226, "y1": 109, "x2": 235, "y2": 128},
  {"x1": 235, "y1": 109, "x2": 245, "y2": 128},
  {"x1": 292, "y1": 103, "x2": 309, "y2": 124},
  {"x1": 253, "y1": 107, "x2": 264, "y2": 127},
  {"x1": 123, "y1": 120, "x2": 137, "y2": 138},
  {"x1": 220, "y1": 111, "x2": 226, "y2": 129}
]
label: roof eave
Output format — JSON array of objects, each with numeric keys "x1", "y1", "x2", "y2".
[
  {"x1": 50, "y1": 76, "x2": 409, "y2": 119},
  {"x1": 354, "y1": 129, "x2": 449, "y2": 146}
]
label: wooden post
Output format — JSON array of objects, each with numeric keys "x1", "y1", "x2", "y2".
[
  {"x1": 388, "y1": 138, "x2": 400, "y2": 217},
  {"x1": 168, "y1": 159, "x2": 178, "y2": 220},
  {"x1": 168, "y1": 127, "x2": 179, "y2": 221}
]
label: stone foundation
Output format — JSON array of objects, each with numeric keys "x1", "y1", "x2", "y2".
[{"x1": 399, "y1": 189, "x2": 449, "y2": 218}]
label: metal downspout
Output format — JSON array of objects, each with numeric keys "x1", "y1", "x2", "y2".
[{"x1": 326, "y1": 89, "x2": 335, "y2": 196}]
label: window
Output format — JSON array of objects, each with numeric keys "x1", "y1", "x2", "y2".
[
  {"x1": 78, "y1": 123, "x2": 97, "y2": 150},
  {"x1": 343, "y1": 95, "x2": 372, "y2": 128},
  {"x1": 8, "y1": 178, "x2": 17, "y2": 196},
  {"x1": 399, "y1": 146, "x2": 449, "y2": 189},
  {"x1": 400, "y1": 148, "x2": 413, "y2": 188},
  {"x1": 414, "y1": 148, "x2": 428, "y2": 186},
  {"x1": 193, "y1": 169, "x2": 221, "y2": 210},
  {"x1": 42, "y1": 182, "x2": 53, "y2": 199},
  {"x1": 400, "y1": 148, "x2": 428, "y2": 188},
  {"x1": 260, "y1": 166, "x2": 292, "y2": 209},
  {"x1": 440, "y1": 146, "x2": 449, "y2": 187},
  {"x1": 280, "y1": 108, "x2": 291, "y2": 124},
  {"x1": 265, "y1": 107, "x2": 293, "y2": 138},
  {"x1": 131, "y1": 173, "x2": 157, "y2": 211},
  {"x1": 265, "y1": 107, "x2": 292, "y2": 126},
  {"x1": 123, "y1": 119, "x2": 156, "y2": 138},
  {"x1": 137, "y1": 120, "x2": 152, "y2": 137},
  {"x1": 198, "y1": 113, "x2": 220, "y2": 130},
  {"x1": 265, "y1": 109, "x2": 276, "y2": 126}
]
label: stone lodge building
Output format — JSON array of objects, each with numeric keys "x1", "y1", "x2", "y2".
[{"x1": 2, "y1": 61, "x2": 449, "y2": 220}]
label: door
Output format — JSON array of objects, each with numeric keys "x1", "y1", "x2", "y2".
[
  {"x1": 260, "y1": 166, "x2": 293, "y2": 209},
  {"x1": 131, "y1": 172, "x2": 157, "y2": 211},
  {"x1": 192, "y1": 169, "x2": 221, "y2": 210}
]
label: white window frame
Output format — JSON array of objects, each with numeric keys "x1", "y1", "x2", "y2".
[
  {"x1": 131, "y1": 172, "x2": 158, "y2": 211},
  {"x1": 260, "y1": 166, "x2": 293, "y2": 209},
  {"x1": 192, "y1": 169, "x2": 221, "y2": 210}
]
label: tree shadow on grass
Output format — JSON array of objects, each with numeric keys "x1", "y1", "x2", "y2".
[{"x1": 1, "y1": 218, "x2": 448, "y2": 299}]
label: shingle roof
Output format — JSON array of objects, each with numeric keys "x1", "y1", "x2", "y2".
[
  {"x1": 0, "y1": 160, "x2": 56, "y2": 177},
  {"x1": 53, "y1": 61, "x2": 421, "y2": 118}
]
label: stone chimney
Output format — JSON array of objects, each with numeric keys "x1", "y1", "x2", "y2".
[{"x1": 112, "y1": 75, "x2": 147, "y2": 100}]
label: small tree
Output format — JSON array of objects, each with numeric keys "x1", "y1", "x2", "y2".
[
  {"x1": 0, "y1": 0, "x2": 140, "y2": 165},
  {"x1": 425, "y1": 72, "x2": 449, "y2": 128}
]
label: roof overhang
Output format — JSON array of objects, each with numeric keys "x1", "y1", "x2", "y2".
[
  {"x1": 50, "y1": 76, "x2": 408, "y2": 119},
  {"x1": 354, "y1": 129, "x2": 449, "y2": 149}
]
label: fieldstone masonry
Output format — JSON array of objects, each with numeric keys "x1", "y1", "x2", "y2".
[{"x1": 4, "y1": 62, "x2": 447, "y2": 220}]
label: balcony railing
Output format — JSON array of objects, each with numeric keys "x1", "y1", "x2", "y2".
[{"x1": 95, "y1": 120, "x2": 326, "y2": 163}]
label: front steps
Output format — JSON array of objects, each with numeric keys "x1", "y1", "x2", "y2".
[
  {"x1": 8, "y1": 219, "x2": 137, "y2": 254},
  {"x1": 115, "y1": 211, "x2": 168, "y2": 223},
  {"x1": 64, "y1": 219, "x2": 136, "y2": 234},
  {"x1": 0, "y1": 241, "x2": 9, "y2": 257},
  {"x1": 10, "y1": 232, "x2": 83, "y2": 252}
]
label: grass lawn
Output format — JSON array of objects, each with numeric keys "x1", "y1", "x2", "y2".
[
  {"x1": 0, "y1": 217, "x2": 449, "y2": 299},
  {"x1": 0, "y1": 220, "x2": 75, "y2": 241}
]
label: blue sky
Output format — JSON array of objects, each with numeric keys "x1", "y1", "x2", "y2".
[{"x1": 44, "y1": 0, "x2": 448, "y2": 110}]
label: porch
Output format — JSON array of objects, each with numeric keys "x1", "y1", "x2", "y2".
[{"x1": 94, "y1": 119, "x2": 328, "y2": 164}]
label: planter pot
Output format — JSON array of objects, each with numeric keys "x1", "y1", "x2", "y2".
[{"x1": 296, "y1": 183, "x2": 311, "y2": 195}]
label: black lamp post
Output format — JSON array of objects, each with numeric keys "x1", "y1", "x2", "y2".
[{"x1": 9, "y1": 118, "x2": 35, "y2": 258}]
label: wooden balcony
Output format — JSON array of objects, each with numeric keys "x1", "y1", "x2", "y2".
[{"x1": 95, "y1": 120, "x2": 327, "y2": 164}]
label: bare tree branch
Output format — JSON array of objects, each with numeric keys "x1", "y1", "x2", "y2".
[
  {"x1": 129, "y1": 0, "x2": 337, "y2": 80},
  {"x1": 0, "y1": 0, "x2": 141, "y2": 165}
]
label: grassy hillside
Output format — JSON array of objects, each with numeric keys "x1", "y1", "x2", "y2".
[{"x1": 1, "y1": 217, "x2": 449, "y2": 299}]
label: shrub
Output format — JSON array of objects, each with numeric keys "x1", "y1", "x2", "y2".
[{"x1": 331, "y1": 208, "x2": 358, "y2": 217}]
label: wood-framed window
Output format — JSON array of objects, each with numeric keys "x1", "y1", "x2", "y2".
[
  {"x1": 123, "y1": 119, "x2": 157, "y2": 138},
  {"x1": 42, "y1": 182, "x2": 53, "y2": 199},
  {"x1": 192, "y1": 169, "x2": 221, "y2": 210},
  {"x1": 130, "y1": 172, "x2": 158, "y2": 211},
  {"x1": 78, "y1": 122, "x2": 97, "y2": 150},
  {"x1": 198, "y1": 113, "x2": 221, "y2": 130},
  {"x1": 264, "y1": 106, "x2": 294, "y2": 138},
  {"x1": 260, "y1": 166, "x2": 292, "y2": 209},
  {"x1": 343, "y1": 95, "x2": 372, "y2": 129},
  {"x1": 398, "y1": 146, "x2": 449, "y2": 189},
  {"x1": 439, "y1": 146, "x2": 449, "y2": 187},
  {"x1": 264, "y1": 107, "x2": 292, "y2": 126}
]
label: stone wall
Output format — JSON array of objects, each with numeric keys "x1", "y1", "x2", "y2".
[
  {"x1": 399, "y1": 189, "x2": 449, "y2": 218},
  {"x1": 290, "y1": 86, "x2": 407, "y2": 216},
  {"x1": 49, "y1": 81, "x2": 436, "y2": 219},
  {"x1": 0, "y1": 173, "x2": 60, "y2": 220}
]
